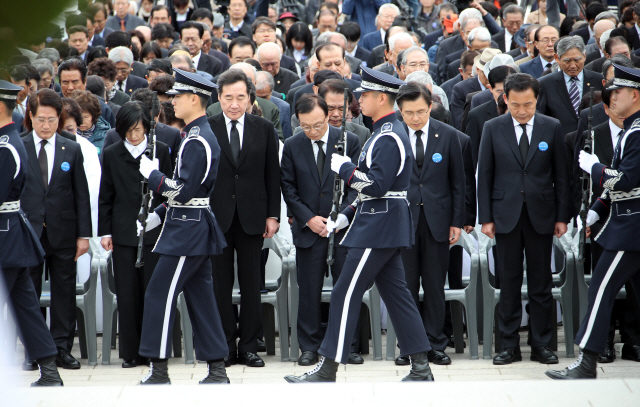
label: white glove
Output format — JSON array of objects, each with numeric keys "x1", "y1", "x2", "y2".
[
  {"x1": 326, "y1": 214, "x2": 349, "y2": 235},
  {"x1": 579, "y1": 150, "x2": 600, "y2": 174},
  {"x1": 136, "y1": 212, "x2": 161, "y2": 236},
  {"x1": 331, "y1": 153, "x2": 351, "y2": 174},
  {"x1": 586, "y1": 210, "x2": 599, "y2": 227},
  {"x1": 139, "y1": 155, "x2": 159, "y2": 179}
]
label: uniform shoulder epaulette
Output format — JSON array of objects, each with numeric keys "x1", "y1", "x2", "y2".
[
  {"x1": 186, "y1": 126, "x2": 201, "y2": 138},
  {"x1": 629, "y1": 118, "x2": 640, "y2": 132},
  {"x1": 0, "y1": 134, "x2": 9, "y2": 144}
]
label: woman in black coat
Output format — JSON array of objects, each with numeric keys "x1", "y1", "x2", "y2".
[{"x1": 98, "y1": 101, "x2": 173, "y2": 368}]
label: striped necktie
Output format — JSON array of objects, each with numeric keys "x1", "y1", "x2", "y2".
[{"x1": 569, "y1": 77, "x2": 580, "y2": 115}]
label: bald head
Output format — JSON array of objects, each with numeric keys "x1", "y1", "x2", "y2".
[
  {"x1": 594, "y1": 20, "x2": 616, "y2": 36},
  {"x1": 256, "y1": 42, "x2": 282, "y2": 76},
  {"x1": 328, "y1": 33, "x2": 347, "y2": 49},
  {"x1": 230, "y1": 62, "x2": 257, "y2": 83}
]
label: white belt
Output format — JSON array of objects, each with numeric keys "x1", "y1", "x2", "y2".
[
  {"x1": 610, "y1": 187, "x2": 640, "y2": 202},
  {"x1": 359, "y1": 191, "x2": 407, "y2": 201},
  {"x1": 168, "y1": 197, "x2": 210, "y2": 208},
  {"x1": 0, "y1": 200, "x2": 20, "y2": 213}
]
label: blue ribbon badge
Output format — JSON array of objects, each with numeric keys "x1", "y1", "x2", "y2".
[
  {"x1": 538, "y1": 141, "x2": 548, "y2": 152},
  {"x1": 61, "y1": 162, "x2": 70, "y2": 172},
  {"x1": 432, "y1": 153, "x2": 442, "y2": 163}
]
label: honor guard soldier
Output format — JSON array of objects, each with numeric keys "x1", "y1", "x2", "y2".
[
  {"x1": 136, "y1": 69, "x2": 230, "y2": 385},
  {"x1": 548, "y1": 64, "x2": 640, "y2": 379},
  {"x1": 285, "y1": 66, "x2": 435, "y2": 383},
  {"x1": 0, "y1": 81, "x2": 63, "y2": 386}
]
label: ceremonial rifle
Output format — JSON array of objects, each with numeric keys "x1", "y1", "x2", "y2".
[{"x1": 578, "y1": 87, "x2": 594, "y2": 263}]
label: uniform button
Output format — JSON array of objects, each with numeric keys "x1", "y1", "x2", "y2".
[
  {"x1": 235, "y1": 175, "x2": 239, "y2": 179},
  {"x1": 232, "y1": 195, "x2": 236, "y2": 199},
  {"x1": 182, "y1": 215, "x2": 186, "y2": 219},
  {"x1": 520, "y1": 191, "x2": 524, "y2": 194},
  {"x1": 523, "y1": 172, "x2": 526, "y2": 176},
  {"x1": 370, "y1": 208, "x2": 375, "y2": 213},
  {"x1": 419, "y1": 184, "x2": 423, "y2": 188},
  {"x1": 628, "y1": 209, "x2": 631, "y2": 214},
  {"x1": 320, "y1": 193, "x2": 324, "y2": 197}
]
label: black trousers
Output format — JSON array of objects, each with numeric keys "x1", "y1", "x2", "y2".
[
  {"x1": 576, "y1": 249, "x2": 640, "y2": 353},
  {"x1": 27, "y1": 227, "x2": 77, "y2": 352},
  {"x1": 212, "y1": 211, "x2": 264, "y2": 354},
  {"x1": 318, "y1": 247, "x2": 431, "y2": 364},
  {"x1": 139, "y1": 254, "x2": 228, "y2": 361},
  {"x1": 400, "y1": 210, "x2": 450, "y2": 351},
  {"x1": 112, "y1": 243, "x2": 159, "y2": 361},
  {"x1": 295, "y1": 232, "x2": 360, "y2": 353},
  {"x1": 495, "y1": 204, "x2": 554, "y2": 349},
  {"x1": 2, "y1": 267, "x2": 57, "y2": 360}
]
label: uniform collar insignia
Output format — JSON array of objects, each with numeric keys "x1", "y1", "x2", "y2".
[
  {"x1": 381, "y1": 123, "x2": 392, "y2": 133},
  {"x1": 188, "y1": 126, "x2": 200, "y2": 137},
  {"x1": 0, "y1": 135, "x2": 8, "y2": 143}
]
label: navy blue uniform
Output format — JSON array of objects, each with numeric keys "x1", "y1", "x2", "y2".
[
  {"x1": 139, "y1": 115, "x2": 229, "y2": 361},
  {"x1": 317, "y1": 112, "x2": 432, "y2": 364},
  {"x1": 0, "y1": 122, "x2": 57, "y2": 360}
]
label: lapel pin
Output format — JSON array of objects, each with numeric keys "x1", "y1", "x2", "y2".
[
  {"x1": 62, "y1": 146, "x2": 65, "y2": 150},
  {"x1": 587, "y1": 83, "x2": 590, "y2": 86},
  {"x1": 435, "y1": 134, "x2": 439, "y2": 138}
]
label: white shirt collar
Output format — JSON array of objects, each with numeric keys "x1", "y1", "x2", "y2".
[
  {"x1": 124, "y1": 136, "x2": 148, "y2": 158},
  {"x1": 380, "y1": 28, "x2": 386, "y2": 44},
  {"x1": 223, "y1": 112, "x2": 245, "y2": 128},
  {"x1": 311, "y1": 127, "x2": 330, "y2": 146},
  {"x1": 539, "y1": 55, "x2": 553, "y2": 71},
  {"x1": 563, "y1": 70, "x2": 584, "y2": 84},
  {"x1": 117, "y1": 76, "x2": 128, "y2": 91},
  {"x1": 505, "y1": 30, "x2": 513, "y2": 48},
  {"x1": 408, "y1": 119, "x2": 429, "y2": 156},
  {"x1": 588, "y1": 24, "x2": 594, "y2": 39},
  {"x1": 512, "y1": 115, "x2": 534, "y2": 131},
  {"x1": 192, "y1": 50, "x2": 202, "y2": 67},
  {"x1": 409, "y1": 120, "x2": 429, "y2": 139},
  {"x1": 231, "y1": 20, "x2": 244, "y2": 31},
  {"x1": 293, "y1": 49, "x2": 306, "y2": 61},
  {"x1": 477, "y1": 76, "x2": 486, "y2": 91},
  {"x1": 346, "y1": 45, "x2": 357, "y2": 58},
  {"x1": 609, "y1": 119, "x2": 624, "y2": 141},
  {"x1": 33, "y1": 131, "x2": 56, "y2": 146}
]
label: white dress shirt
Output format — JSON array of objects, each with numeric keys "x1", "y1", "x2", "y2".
[
  {"x1": 380, "y1": 29, "x2": 386, "y2": 44},
  {"x1": 609, "y1": 119, "x2": 624, "y2": 150},
  {"x1": 505, "y1": 30, "x2": 513, "y2": 50},
  {"x1": 192, "y1": 51, "x2": 202, "y2": 68},
  {"x1": 231, "y1": 20, "x2": 244, "y2": 32},
  {"x1": 346, "y1": 45, "x2": 357, "y2": 59},
  {"x1": 117, "y1": 76, "x2": 128, "y2": 93},
  {"x1": 125, "y1": 137, "x2": 148, "y2": 158},
  {"x1": 408, "y1": 120, "x2": 429, "y2": 158},
  {"x1": 478, "y1": 76, "x2": 487, "y2": 91},
  {"x1": 311, "y1": 128, "x2": 329, "y2": 161},
  {"x1": 33, "y1": 131, "x2": 56, "y2": 184},
  {"x1": 539, "y1": 55, "x2": 553, "y2": 72},
  {"x1": 513, "y1": 116, "x2": 534, "y2": 144},
  {"x1": 293, "y1": 49, "x2": 306, "y2": 62},
  {"x1": 223, "y1": 112, "x2": 245, "y2": 148},
  {"x1": 564, "y1": 70, "x2": 584, "y2": 102}
]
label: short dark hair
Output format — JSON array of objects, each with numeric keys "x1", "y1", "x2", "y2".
[
  {"x1": 488, "y1": 65, "x2": 518, "y2": 88},
  {"x1": 160, "y1": 100, "x2": 184, "y2": 127},
  {"x1": 601, "y1": 79, "x2": 614, "y2": 106},
  {"x1": 140, "y1": 42, "x2": 162, "y2": 62},
  {"x1": 152, "y1": 23, "x2": 176, "y2": 41},
  {"x1": 460, "y1": 50, "x2": 480, "y2": 69},
  {"x1": 396, "y1": 82, "x2": 432, "y2": 109},
  {"x1": 131, "y1": 87, "x2": 160, "y2": 114},
  {"x1": 0, "y1": 98, "x2": 16, "y2": 113},
  {"x1": 244, "y1": 58, "x2": 262, "y2": 71},
  {"x1": 150, "y1": 5, "x2": 171, "y2": 19},
  {"x1": 229, "y1": 36, "x2": 257, "y2": 56},
  {"x1": 115, "y1": 101, "x2": 151, "y2": 141},
  {"x1": 315, "y1": 42, "x2": 345, "y2": 62},
  {"x1": 252, "y1": 16, "x2": 276, "y2": 33},
  {"x1": 69, "y1": 25, "x2": 89, "y2": 40},
  {"x1": 605, "y1": 36, "x2": 629, "y2": 56},
  {"x1": 192, "y1": 8, "x2": 214, "y2": 22},
  {"x1": 295, "y1": 93, "x2": 328, "y2": 118},
  {"x1": 147, "y1": 58, "x2": 173, "y2": 75},
  {"x1": 319, "y1": 2, "x2": 340, "y2": 16},
  {"x1": 313, "y1": 69, "x2": 342, "y2": 86},
  {"x1": 286, "y1": 23, "x2": 313, "y2": 56},
  {"x1": 86, "y1": 75, "x2": 106, "y2": 99},
  {"x1": 502, "y1": 4, "x2": 524, "y2": 19},
  {"x1": 26, "y1": 89, "x2": 65, "y2": 133},
  {"x1": 23, "y1": 64, "x2": 41, "y2": 83},
  {"x1": 10, "y1": 65, "x2": 29, "y2": 83},
  {"x1": 88, "y1": 58, "x2": 117, "y2": 81},
  {"x1": 339, "y1": 22, "x2": 361, "y2": 42},
  {"x1": 608, "y1": 27, "x2": 629, "y2": 43},
  {"x1": 181, "y1": 21, "x2": 204, "y2": 38},
  {"x1": 105, "y1": 31, "x2": 132, "y2": 49},
  {"x1": 504, "y1": 73, "x2": 539, "y2": 98},
  {"x1": 87, "y1": 3, "x2": 107, "y2": 19},
  {"x1": 586, "y1": 2, "x2": 607, "y2": 21},
  {"x1": 430, "y1": 102, "x2": 450, "y2": 124},
  {"x1": 148, "y1": 75, "x2": 175, "y2": 97},
  {"x1": 61, "y1": 97, "x2": 83, "y2": 128},
  {"x1": 318, "y1": 79, "x2": 353, "y2": 105},
  {"x1": 217, "y1": 69, "x2": 254, "y2": 97},
  {"x1": 71, "y1": 89, "x2": 101, "y2": 125},
  {"x1": 58, "y1": 58, "x2": 88, "y2": 81},
  {"x1": 87, "y1": 47, "x2": 108, "y2": 65}
]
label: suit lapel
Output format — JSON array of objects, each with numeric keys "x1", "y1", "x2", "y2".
[
  {"x1": 302, "y1": 132, "x2": 321, "y2": 186},
  {"x1": 525, "y1": 114, "x2": 544, "y2": 168},
  {"x1": 403, "y1": 123, "x2": 421, "y2": 176},
  {"x1": 555, "y1": 71, "x2": 577, "y2": 117},
  {"x1": 502, "y1": 114, "x2": 523, "y2": 166},
  {"x1": 23, "y1": 134, "x2": 46, "y2": 191},
  {"x1": 322, "y1": 128, "x2": 337, "y2": 186},
  {"x1": 237, "y1": 115, "x2": 255, "y2": 167},
  {"x1": 48, "y1": 135, "x2": 67, "y2": 189},
  {"x1": 213, "y1": 115, "x2": 235, "y2": 165},
  {"x1": 595, "y1": 125, "x2": 614, "y2": 164},
  {"x1": 422, "y1": 120, "x2": 441, "y2": 177}
]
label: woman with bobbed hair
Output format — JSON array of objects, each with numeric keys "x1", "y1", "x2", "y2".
[{"x1": 70, "y1": 90, "x2": 110, "y2": 156}]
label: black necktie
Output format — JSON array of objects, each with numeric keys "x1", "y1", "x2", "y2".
[
  {"x1": 316, "y1": 140, "x2": 325, "y2": 178},
  {"x1": 118, "y1": 81, "x2": 124, "y2": 92},
  {"x1": 38, "y1": 139, "x2": 48, "y2": 190},
  {"x1": 414, "y1": 130, "x2": 424, "y2": 169},
  {"x1": 510, "y1": 36, "x2": 518, "y2": 51},
  {"x1": 230, "y1": 120, "x2": 241, "y2": 165},
  {"x1": 519, "y1": 123, "x2": 529, "y2": 164}
]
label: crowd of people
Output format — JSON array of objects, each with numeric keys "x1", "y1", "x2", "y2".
[{"x1": 2, "y1": 0, "x2": 640, "y2": 386}]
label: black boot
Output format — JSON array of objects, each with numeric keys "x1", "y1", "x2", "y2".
[
  {"x1": 199, "y1": 360, "x2": 230, "y2": 384},
  {"x1": 31, "y1": 356, "x2": 64, "y2": 387},
  {"x1": 140, "y1": 358, "x2": 171, "y2": 385},
  {"x1": 401, "y1": 352, "x2": 435, "y2": 381},
  {"x1": 545, "y1": 350, "x2": 598, "y2": 380},
  {"x1": 284, "y1": 356, "x2": 339, "y2": 383}
]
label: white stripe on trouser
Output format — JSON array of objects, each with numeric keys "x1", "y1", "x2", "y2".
[
  {"x1": 579, "y1": 251, "x2": 624, "y2": 349},
  {"x1": 335, "y1": 248, "x2": 371, "y2": 363},
  {"x1": 159, "y1": 256, "x2": 186, "y2": 359}
]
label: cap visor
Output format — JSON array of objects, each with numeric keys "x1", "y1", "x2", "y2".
[
  {"x1": 166, "y1": 89, "x2": 190, "y2": 95},
  {"x1": 354, "y1": 86, "x2": 367, "y2": 92}
]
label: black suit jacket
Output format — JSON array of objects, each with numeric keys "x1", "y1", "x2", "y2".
[
  {"x1": 367, "y1": 44, "x2": 386, "y2": 69},
  {"x1": 209, "y1": 49, "x2": 231, "y2": 72},
  {"x1": 131, "y1": 61, "x2": 148, "y2": 79},
  {"x1": 402, "y1": 120, "x2": 465, "y2": 240},
  {"x1": 477, "y1": 113, "x2": 570, "y2": 235},
  {"x1": 457, "y1": 130, "x2": 477, "y2": 226},
  {"x1": 585, "y1": 55, "x2": 640, "y2": 73},
  {"x1": 103, "y1": 122, "x2": 182, "y2": 165},
  {"x1": 207, "y1": 113, "x2": 281, "y2": 234},
  {"x1": 123, "y1": 74, "x2": 148, "y2": 96},
  {"x1": 584, "y1": 50, "x2": 601, "y2": 66},
  {"x1": 21, "y1": 133, "x2": 92, "y2": 248},
  {"x1": 355, "y1": 46, "x2": 372, "y2": 67},
  {"x1": 492, "y1": 30, "x2": 506, "y2": 52},
  {"x1": 575, "y1": 102, "x2": 608, "y2": 151},
  {"x1": 628, "y1": 26, "x2": 640, "y2": 51},
  {"x1": 537, "y1": 70, "x2": 604, "y2": 136},
  {"x1": 436, "y1": 35, "x2": 465, "y2": 84},
  {"x1": 98, "y1": 140, "x2": 173, "y2": 246},
  {"x1": 280, "y1": 54, "x2": 299, "y2": 76},
  {"x1": 569, "y1": 26, "x2": 590, "y2": 46},
  {"x1": 465, "y1": 98, "x2": 499, "y2": 168},
  {"x1": 450, "y1": 76, "x2": 482, "y2": 131},
  {"x1": 197, "y1": 52, "x2": 223, "y2": 78},
  {"x1": 281, "y1": 127, "x2": 361, "y2": 248},
  {"x1": 441, "y1": 74, "x2": 462, "y2": 101}
]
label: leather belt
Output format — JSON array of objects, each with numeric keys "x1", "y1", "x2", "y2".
[
  {"x1": 610, "y1": 187, "x2": 640, "y2": 202},
  {"x1": 0, "y1": 200, "x2": 20, "y2": 213},
  {"x1": 359, "y1": 191, "x2": 407, "y2": 201},
  {"x1": 168, "y1": 197, "x2": 210, "y2": 208}
]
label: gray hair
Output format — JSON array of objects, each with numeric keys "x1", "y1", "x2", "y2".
[
  {"x1": 108, "y1": 46, "x2": 134, "y2": 66},
  {"x1": 459, "y1": 8, "x2": 483, "y2": 31},
  {"x1": 169, "y1": 53, "x2": 195, "y2": 71},
  {"x1": 230, "y1": 62, "x2": 258, "y2": 82},
  {"x1": 388, "y1": 32, "x2": 415, "y2": 53},
  {"x1": 256, "y1": 71, "x2": 275, "y2": 92},
  {"x1": 595, "y1": 11, "x2": 618, "y2": 24},
  {"x1": 378, "y1": 3, "x2": 400, "y2": 17},
  {"x1": 600, "y1": 28, "x2": 613, "y2": 50},
  {"x1": 602, "y1": 54, "x2": 634, "y2": 77},
  {"x1": 401, "y1": 46, "x2": 429, "y2": 66},
  {"x1": 468, "y1": 27, "x2": 491, "y2": 44},
  {"x1": 33, "y1": 59, "x2": 55, "y2": 77},
  {"x1": 256, "y1": 42, "x2": 281, "y2": 59},
  {"x1": 556, "y1": 35, "x2": 585, "y2": 57},
  {"x1": 502, "y1": 4, "x2": 524, "y2": 18},
  {"x1": 37, "y1": 48, "x2": 60, "y2": 64},
  {"x1": 405, "y1": 71, "x2": 433, "y2": 86},
  {"x1": 316, "y1": 31, "x2": 347, "y2": 47}
]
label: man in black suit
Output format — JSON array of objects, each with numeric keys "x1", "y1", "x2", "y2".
[
  {"x1": 180, "y1": 21, "x2": 223, "y2": 78},
  {"x1": 477, "y1": 74, "x2": 569, "y2": 366},
  {"x1": 465, "y1": 66, "x2": 514, "y2": 168},
  {"x1": 441, "y1": 50, "x2": 478, "y2": 102},
  {"x1": 208, "y1": 70, "x2": 281, "y2": 368},
  {"x1": 250, "y1": 16, "x2": 299, "y2": 75},
  {"x1": 627, "y1": 4, "x2": 640, "y2": 51},
  {"x1": 585, "y1": 37, "x2": 640, "y2": 74},
  {"x1": 104, "y1": 31, "x2": 148, "y2": 79},
  {"x1": 340, "y1": 22, "x2": 372, "y2": 68},
  {"x1": 21, "y1": 89, "x2": 92, "y2": 369},
  {"x1": 281, "y1": 94, "x2": 363, "y2": 366},
  {"x1": 257, "y1": 42, "x2": 299, "y2": 95},
  {"x1": 88, "y1": 3, "x2": 114, "y2": 44},
  {"x1": 108, "y1": 47, "x2": 148, "y2": 96},
  {"x1": 396, "y1": 82, "x2": 464, "y2": 366},
  {"x1": 224, "y1": 0, "x2": 254, "y2": 39},
  {"x1": 67, "y1": 25, "x2": 92, "y2": 64},
  {"x1": 569, "y1": 3, "x2": 607, "y2": 46},
  {"x1": 491, "y1": 5, "x2": 524, "y2": 53},
  {"x1": 537, "y1": 36, "x2": 604, "y2": 136}
]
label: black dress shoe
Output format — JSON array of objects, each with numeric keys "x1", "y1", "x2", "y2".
[
  {"x1": 428, "y1": 350, "x2": 452, "y2": 365},
  {"x1": 122, "y1": 359, "x2": 138, "y2": 368},
  {"x1": 447, "y1": 335, "x2": 466, "y2": 349},
  {"x1": 224, "y1": 353, "x2": 238, "y2": 368},
  {"x1": 395, "y1": 356, "x2": 410, "y2": 366},
  {"x1": 530, "y1": 346, "x2": 559, "y2": 364},
  {"x1": 598, "y1": 344, "x2": 616, "y2": 363},
  {"x1": 257, "y1": 338, "x2": 267, "y2": 353},
  {"x1": 347, "y1": 352, "x2": 364, "y2": 364},
  {"x1": 621, "y1": 343, "x2": 640, "y2": 361},
  {"x1": 546, "y1": 350, "x2": 597, "y2": 379},
  {"x1": 55, "y1": 348, "x2": 81, "y2": 370},
  {"x1": 238, "y1": 352, "x2": 265, "y2": 367},
  {"x1": 23, "y1": 359, "x2": 38, "y2": 371},
  {"x1": 493, "y1": 347, "x2": 522, "y2": 365},
  {"x1": 298, "y1": 351, "x2": 318, "y2": 366}
]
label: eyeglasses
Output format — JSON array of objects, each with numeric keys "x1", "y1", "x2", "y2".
[
  {"x1": 34, "y1": 117, "x2": 59, "y2": 124},
  {"x1": 255, "y1": 28, "x2": 276, "y2": 34},
  {"x1": 300, "y1": 123, "x2": 325, "y2": 132},
  {"x1": 380, "y1": 14, "x2": 396, "y2": 20},
  {"x1": 407, "y1": 62, "x2": 428, "y2": 69},
  {"x1": 537, "y1": 38, "x2": 558, "y2": 44},
  {"x1": 116, "y1": 67, "x2": 130, "y2": 73},
  {"x1": 229, "y1": 3, "x2": 246, "y2": 9},
  {"x1": 401, "y1": 110, "x2": 429, "y2": 119}
]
